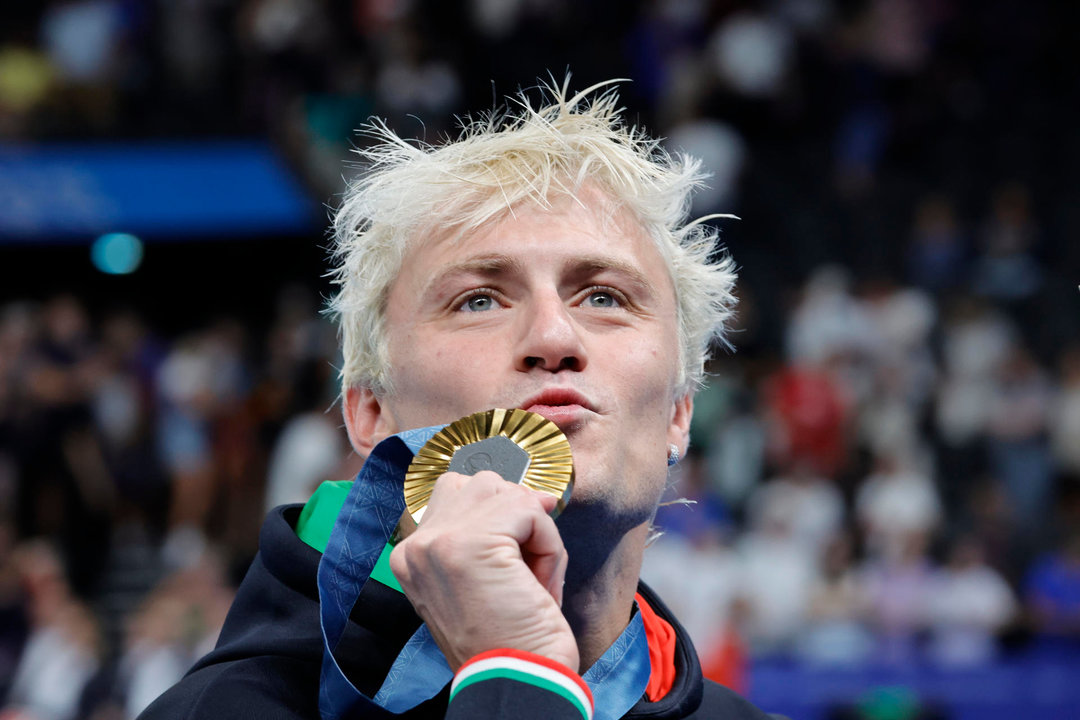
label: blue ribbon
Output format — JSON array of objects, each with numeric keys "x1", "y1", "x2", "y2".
[
  {"x1": 317, "y1": 425, "x2": 443, "y2": 720},
  {"x1": 316, "y1": 427, "x2": 652, "y2": 719}
]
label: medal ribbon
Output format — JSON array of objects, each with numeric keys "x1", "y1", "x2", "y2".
[{"x1": 317, "y1": 428, "x2": 652, "y2": 719}]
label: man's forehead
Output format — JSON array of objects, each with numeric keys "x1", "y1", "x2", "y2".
[{"x1": 404, "y1": 188, "x2": 655, "y2": 264}]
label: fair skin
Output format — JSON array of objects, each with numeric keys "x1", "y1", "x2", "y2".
[{"x1": 344, "y1": 190, "x2": 693, "y2": 673}]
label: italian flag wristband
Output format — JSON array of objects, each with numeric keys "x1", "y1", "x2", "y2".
[{"x1": 450, "y1": 649, "x2": 594, "y2": 720}]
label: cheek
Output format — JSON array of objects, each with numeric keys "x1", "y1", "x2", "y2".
[
  {"x1": 392, "y1": 338, "x2": 490, "y2": 406},
  {"x1": 624, "y1": 341, "x2": 678, "y2": 407}
]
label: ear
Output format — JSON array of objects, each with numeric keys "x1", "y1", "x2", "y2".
[
  {"x1": 343, "y1": 386, "x2": 398, "y2": 458},
  {"x1": 666, "y1": 391, "x2": 694, "y2": 458}
]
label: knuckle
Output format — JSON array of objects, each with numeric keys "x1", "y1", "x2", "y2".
[
  {"x1": 397, "y1": 529, "x2": 468, "y2": 571},
  {"x1": 470, "y1": 470, "x2": 506, "y2": 485},
  {"x1": 405, "y1": 532, "x2": 437, "y2": 559},
  {"x1": 432, "y1": 472, "x2": 467, "y2": 493},
  {"x1": 388, "y1": 544, "x2": 410, "y2": 578},
  {"x1": 427, "y1": 533, "x2": 473, "y2": 570}
]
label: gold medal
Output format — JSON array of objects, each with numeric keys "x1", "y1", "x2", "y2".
[{"x1": 404, "y1": 408, "x2": 574, "y2": 523}]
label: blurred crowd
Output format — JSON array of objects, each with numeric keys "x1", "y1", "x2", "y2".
[
  {"x1": 0, "y1": 288, "x2": 354, "y2": 720},
  {"x1": 646, "y1": 268, "x2": 1080, "y2": 687},
  {"x1": 3, "y1": 0, "x2": 1080, "y2": 718}
]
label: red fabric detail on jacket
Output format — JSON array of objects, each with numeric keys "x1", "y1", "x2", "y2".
[{"x1": 635, "y1": 593, "x2": 677, "y2": 701}]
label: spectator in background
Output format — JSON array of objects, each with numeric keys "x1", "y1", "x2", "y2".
[
  {"x1": 704, "y1": 388, "x2": 766, "y2": 512},
  {"x1": 735, "y1": 486, "x2": 818, "y2": 656},
  {"x1": 907, "y1": 194, "x2": 968, "y2": 292},
  {"x1": 798, "y1": 532, "x2": 874, "y2": 666},
  {"x1": 856, "y1": 363, "x2": 923, "y2": 466},
  {"x1": 985, "y1": 345, "x2": 1054, "y2": 541},
  {"x1": 860, "y1": 530, "x2": 934, "y2": 665},
  {"x1": 961, "y1": 478, "x2": 1020, "y2": 581},
  {"x1": 92, "y1": 310, "x2": 168, "y2": 530},
  {"x1": 856, "y1": 450, "x2": 941, "y2": 562},
  {"x1": 14, "y1": 296, "x2": 114, "y2": 596},
  {"x1": 763, "y1": 360, "x2": 851, "y2": 480},
  {"x1": 785, "y1": 268, "x2": 882, "y2": 428},
  {"x1": 786, "y1": 265, "x2": 876, "y2": 371},
  {"x1": 858, "y1": 276, "x2": 936, "y2": 410},
  {"x1": 972, "y1": 182, "x2": 1043, "y2": 305},
  {"x1": 262, "y1": 359, "x2": 347, "y2": 512},
  {"x1": 745, "y1": 459, "x2": 844, "y2": 561},
  {"x1": 155, "y1": 334, "x2": 218, "y2": 567},
  {"x1": 372, "y1": 26, "x2": 461, "y2": 133},
  {"x1": 260, "y1": 286, "x2": 353, "y2": 512},
  {"x1": 118, "y1": 550, "x2": 233, "y2": 719},
  {"x1": 158, "y1": 320, "x2": 252, "y2": 565},
  {"x1": 925, "y1": 535, "x2": 1016, "y2": 667},
  {"x1": 708, "y1": 7, "x2": 793, "y2": 102},
  {"x1": 664, "y1": 114, "x2": 746, "y2": 216},
  {"x1": 3, "y1": 541, "x2": 103, "y2": 720},
  {"x1": 1023, "y1": 529, "x2": 1080, "y2": 656},
  {"x1": 933, "y1": 298, "x2": 1014, "y2": 515},
  {"x1": 939, "y1": 298, "x2": 1015, "y2": 390}
]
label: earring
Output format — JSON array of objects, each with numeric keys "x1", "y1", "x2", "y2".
[{"x1": 667, "y1": 444, "x2": 680, "y2": 467}]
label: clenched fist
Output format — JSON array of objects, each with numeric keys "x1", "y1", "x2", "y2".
[{"x1": 389, "y1": 471, "x2": 579, "y2": 672}]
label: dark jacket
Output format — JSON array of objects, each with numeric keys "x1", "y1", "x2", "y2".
[{"x1": 139, "y1": 505, "x2": 774, "y2": 719}]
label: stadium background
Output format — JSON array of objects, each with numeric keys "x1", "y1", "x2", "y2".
[{"x1": 2, "y1": 1, "x2": 1079, "y2": 718}]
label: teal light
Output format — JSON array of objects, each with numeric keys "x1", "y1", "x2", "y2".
[{"x1": 91, "y1": 233, "x2": 144, "y2": 275}]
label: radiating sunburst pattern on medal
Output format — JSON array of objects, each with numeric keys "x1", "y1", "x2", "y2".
[{"x1": 404, "y1": 408, "x2": 574, "y2": 521}]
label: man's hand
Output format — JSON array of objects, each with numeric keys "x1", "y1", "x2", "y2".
[{"x1": 389, "y1": 471, "x2": 579, "y2": 673}]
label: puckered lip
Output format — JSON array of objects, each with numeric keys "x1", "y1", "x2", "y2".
[{"x1": 518, "y1": 388, "x2": 597, "y2": 420}]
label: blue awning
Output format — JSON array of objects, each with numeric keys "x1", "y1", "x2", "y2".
[{"x1": 0, "y1": 140, "x2": 318, "y2": 242}]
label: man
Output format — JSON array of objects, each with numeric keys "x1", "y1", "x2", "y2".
[{"x1": 140, "y1": 78, "x2": 774, "y2": 720}]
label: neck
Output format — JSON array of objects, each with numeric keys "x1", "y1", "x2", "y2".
[{"x1": 557, "y1": 519, "x2": 650, "y2": 671}]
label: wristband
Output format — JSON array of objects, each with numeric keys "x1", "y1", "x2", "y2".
[{"x1": 451, "y1": 649, "x2": 594, "y2": 720}]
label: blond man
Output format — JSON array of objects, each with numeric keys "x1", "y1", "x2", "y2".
[{"x1": 140, "y1": 78, "x2": 776, "y2": 720}]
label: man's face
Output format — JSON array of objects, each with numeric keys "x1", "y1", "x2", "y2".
[{"x1": 354, "y1": 190, "x2": 692, "y2": 526}]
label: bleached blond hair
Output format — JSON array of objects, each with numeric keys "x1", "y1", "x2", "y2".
[{"x1": 328, "y1": 77, "x2": 737, "y2": 396}]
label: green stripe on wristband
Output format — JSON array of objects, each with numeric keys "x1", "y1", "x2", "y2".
[{"x1": 450, "y1": 667, "x2": 590, "y2": 720}]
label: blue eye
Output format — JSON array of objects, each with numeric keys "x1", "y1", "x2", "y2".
[
  {"x1": 461, "y1": 294, "x2": 499, "y2": 312},
  {"x1": 585, "y1": 291, "x2": 618, "y2": 308}
]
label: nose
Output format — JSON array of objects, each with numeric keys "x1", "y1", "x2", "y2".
[{"x1": 515, "y1": 291, "x2": 587, "y2": 373}]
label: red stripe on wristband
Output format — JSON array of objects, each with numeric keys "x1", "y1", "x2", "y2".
[{"x1": 459, "y1": 648, "x2": 594, "y2": 707}]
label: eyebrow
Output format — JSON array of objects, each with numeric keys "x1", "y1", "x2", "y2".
[
  {"x1": 423, "y1": 253, "x2": 522, "y2": 285},
  {"x1": 421, "y1": 252, "x2": 659, "y2": 301},
  {"x1": 419, "y1": 254, "x2": 525, "y2": 302},
  {"x1": 568, "y1": 257, "x2": 657, "y2": 298}
]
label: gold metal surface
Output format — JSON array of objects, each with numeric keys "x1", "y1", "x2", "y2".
[{"x1": 404, "y1": 409, "x2": 574, "y2": 522}]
